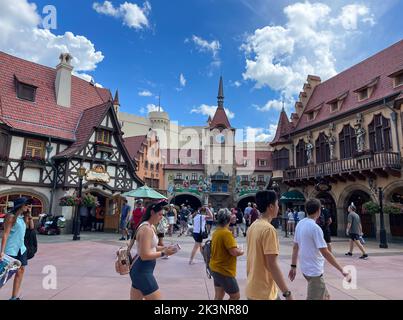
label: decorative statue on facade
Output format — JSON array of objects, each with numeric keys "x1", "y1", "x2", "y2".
[
  {"x1": 306, "y1": 132, "x2": 314, "y2": 165},
  {"x1": 354, "y1": 113, "x2": 366, "y2": 153},
  {"x1": 327, "y1": 123, "x2": 337, "y2": 160}
]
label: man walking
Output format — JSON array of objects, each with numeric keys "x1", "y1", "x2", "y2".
[
  {"x1": 243, "y1": 203, "x2": 252, "y2": 236},
  {"x1": 289, "y1": 199, "x2": 351, "y2": 300},
  {"x1": 167, "y1": 204, "x2": 177, "y2": 237},
  {"x1": 246, "y1": 190, "x2": 293, "y2": 300},
  {"x1": 250, "y1": 203, "x2": 259, "y2": 225},
  {"x1": 345, "y1": 203, "x2": 368, "y2": 259},
  {"x1": 119, "y1": 199, "x2": 131, "y2": 241},
  {"x1": 178, "y1": 204, "x2": 190, "y2": 237},
  {"x1": 316, "y1": 201, "x2": 333, "y2": 252}
]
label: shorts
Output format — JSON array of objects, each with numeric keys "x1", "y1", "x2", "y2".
[
  {"x1": 120, "y1": 219, "x2": 127, "y2": 230},
  {"x1": 350, "y1": 233, "x2": 360, "y2": 241},
  {"x1": 180, "y1": 220, "x2": 188, "y2": 228},
  {"x1": 130, "y1": 258, "x2": 159, "y2": 296},
  {"x1": 10, "y1": 250, "x2": 28, "y2": 267},
  {"x1": 206, "y1": 220, "x2": 213, "y2": 226},
  {"x1": 168, "y1": 216, "x2": 175, "y2": 225},
  {"x1": 303, "y1": 274, "x2": 329, "y2": 300},
  {"x1": 211, "y1": 271, "x2": 239, "y2": 294},
  {"x1": 322, "y1": 229, "x2": 332, "y2": 243},
  {"x1": 193, "y1": 233, "x2": 203, "y2": 243}
]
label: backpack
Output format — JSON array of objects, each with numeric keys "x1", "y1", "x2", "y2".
[
  {"x1": 24, "y1": 229, "x2": 37, "y2": 260},
  {"x1": 201, "y1": 240, "x2": 212, "y2": 279}
]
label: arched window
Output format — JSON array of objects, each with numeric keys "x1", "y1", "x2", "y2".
[
  {"x1": 339, "y1": 125, "x2": 357, "y2": 159},
  {"x1": 273, "y1": 148, "x2": 289, "y2": 170},
  {"x1": 315, "y1": 132, "x2": 330, "y2": 164},
  {"x1": 296, "y1": 139, "x2": 307, "y2": 167},
  {"x1": 368, "y1": 114, "x2": 392, "y2": 152},
  {"x1": 0, "y1": 193, "x2": 44, "y2": 217}
]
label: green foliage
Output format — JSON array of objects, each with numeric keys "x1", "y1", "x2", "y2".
[{"x1": 362, "y1": 201, "x2": 379, "y2": 215}]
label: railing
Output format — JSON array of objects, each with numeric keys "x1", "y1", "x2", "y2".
[{"x1": 285, "y1": 152, "x2": 401, "y2": 181}]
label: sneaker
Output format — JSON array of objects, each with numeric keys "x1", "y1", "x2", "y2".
[
  {"x1": 359, "y1": 254, "x2": 368, "y2": 260},
  {"x1": 345, "y1": 252, "x2": 353, "y2": 256},
  {"x1": 9, "y1": 297, "x2": 21, "y2": 300}
]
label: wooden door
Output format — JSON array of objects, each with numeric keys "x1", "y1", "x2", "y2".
[{"x1": 104, "y1": 196, "x2": 122, "y2": 232}]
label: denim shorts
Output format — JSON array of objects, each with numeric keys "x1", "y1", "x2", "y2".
[
  {"x1": 10, "y1": 250, "x2": 28, "y2": 267},
  {"x1": 130, "y1": 258, "x2": 159, "y2": 296}
]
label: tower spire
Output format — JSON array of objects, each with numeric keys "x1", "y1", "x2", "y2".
[{"x1": 217, "y1": 76, "x2": 224, "y2": 108}]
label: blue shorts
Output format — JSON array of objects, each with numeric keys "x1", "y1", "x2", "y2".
[
  {"x1": 193, "y1": 233, "x2": 203, "y2": 243},
  {"x1": 130, "y1": 258, "x2": 158, "y2": 296},
  {"x1": 10, "y1": 250, "x2": 28, "y2": 267}
]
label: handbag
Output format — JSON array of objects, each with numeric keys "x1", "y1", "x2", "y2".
[{"x1": 200, "y1": 215, "x2": 208, "y2": 239}]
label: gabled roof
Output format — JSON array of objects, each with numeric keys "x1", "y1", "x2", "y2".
[
  {"x1": 124, "y1": 135, "x2": 148, "y2": 160},
  {"x1": 54, "y1": 101, "x2": 112, "y2": 158},
  {"x1": 294, "y1": 39, "x2": 403, "y2": 131},
  {"x1": 210, "y1": 107, "x2": 232, "y2": 129},
  {"x1": 0, "y1": 51, "x2": 111, "y2": 140},
  {"x1": 270, "y1": 108, "x2": 293, "y2": 146}
]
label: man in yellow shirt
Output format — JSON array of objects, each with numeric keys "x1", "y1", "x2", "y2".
[
  {"x1": 246, "y1": 190, "x2": 293, "y2": 300},
  {"x1": 209, "y1": 209, "x2": 244, "y2": 300}
]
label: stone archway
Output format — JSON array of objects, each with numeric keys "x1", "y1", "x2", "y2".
[
  {"x1": 169, "y1": 193, "x2": 202, "y2": 210},
  {"x1": 236, "y1": 195, "x2": 256, "y2": 212},
  {"x1": 311, "y1": 190, "x2": 338, "y2": 236},
  {"x1": 382, "y1": 180, "x2": 403, "y2": 237}
]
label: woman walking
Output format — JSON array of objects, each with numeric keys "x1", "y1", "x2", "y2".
[
  {"x1": 287, "y1": 209, "x2": 295, "y2": 235},
  {"x1": 0, "y1": 197, "x2": 32, "y2": 300},
  {"x1": 189, "y1": 207, "x2": 213, "y2": 265},
  {"x1": 210, "y1": 209, "x2": 244, "y2": 300},
  {"x1": 129, "y1": 200, "x2": 178, "y2": 300}
]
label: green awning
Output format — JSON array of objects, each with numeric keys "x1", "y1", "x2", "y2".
[
  {"x1": 280, "y1": 190, "x2": 305, "y2": 203},
  {"x1": 122, "y1": 186, "x2": 166, "y2": 200}
]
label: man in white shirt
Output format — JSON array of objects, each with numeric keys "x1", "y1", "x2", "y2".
[{"x1": 289, "y1": 199, "x2": 350, "y2": 300}]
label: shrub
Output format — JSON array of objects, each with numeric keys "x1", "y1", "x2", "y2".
[{"x1": 362, "y1": 201, "x2": 379, "y2": 215}]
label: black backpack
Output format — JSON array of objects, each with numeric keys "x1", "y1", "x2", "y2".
[
  {"x1": 24, "y1": 229, "x2": 38, "y2": 260},
  {"x1": 201, "y1": 240, "x2": 212, "y2": 279}
]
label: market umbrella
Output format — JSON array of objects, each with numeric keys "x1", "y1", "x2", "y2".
[{"x1": 122, "y1": 185, "x2": 167, "y2": 200}]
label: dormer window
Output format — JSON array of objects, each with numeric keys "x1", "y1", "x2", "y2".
[
  {"x1": 327, "y1": 91, "x2": 348, "y2": 113},
  {"x1": 16, "y1": 81, "x2": 36, "y2": 102},
  {"x1": 354, "y1": 76, "x2": 379, "y2": 102},
  {"x1": 388, "y1": 68, "x2": 403, "y2": 88},
  {"x1": 395, "y1": 73, "x2": 403, "y2": 87},
  {"x1": 358, "y1": 88, "x2": 369, "y2": 101},
  {"x1": 96, "y1": 130, "x2": 111, "y2": 145},
  {"x1": 258, "y1": 160, "x2": 267, "y2": 166},
  {"x1": 307, "y1": 112, "x2": 315, "y2": 121},
  {"x1": 330, "y1": 102, "x2": 338, "y2": 113}
]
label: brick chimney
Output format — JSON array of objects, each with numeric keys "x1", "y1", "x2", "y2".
[{"x1": 55, "y1": 53, "x2": 73, "y2": 107}]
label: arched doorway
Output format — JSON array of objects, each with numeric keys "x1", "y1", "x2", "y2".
[
  {"x1": 346, "y1": 190, "x2": 375, "y2": 238},
  {"x1": 237, "y1": 195, "x2": 256, "y2": 212},
  {"x1": 316, "y1": 192, "x2": 337, "y2": 236},
  {"x1": 385, "y1": 184, "x2": 403, "y2": 237},
  {"x1": 170, "y1": 193, "x2": 202, "y2": 210}
]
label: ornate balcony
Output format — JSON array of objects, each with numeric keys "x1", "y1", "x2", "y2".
[{"x1": 284, "y1": 151, "x2": 401, "y2": 186}]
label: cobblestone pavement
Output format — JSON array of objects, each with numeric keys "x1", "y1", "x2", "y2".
[{"x1": 1, "y1": 228, "x2": 403, "y2": 300}]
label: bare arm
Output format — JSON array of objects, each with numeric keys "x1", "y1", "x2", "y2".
[
  {"x1": 138, "y1": 227, "x2": 176, "y2": 260},
  {"x1": 346, "y1": 222, "x2": 351, "y2": 233},
  {"x1": 319, "y1": 247, "x2": 345, "y2": 275},
  {"x1": 288, "y1": 243, "x2": 299, "y2": 281},
  {"x1": 1, "y1": 215, "x2": 15, "y2": 258},
  {"x1": 266, "y1": 254, "x2": 292, "y2": 297},
  {"x1": 228, "y1": 247, "x2": 244, "y2": 257}
]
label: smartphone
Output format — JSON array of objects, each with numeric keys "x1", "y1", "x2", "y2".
[{"x1": 170, "y1": 244, "x2": 181, "y2": 252}]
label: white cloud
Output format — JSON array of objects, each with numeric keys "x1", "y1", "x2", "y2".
[
  {"x1": 140, "y1": 104, "x2": 164, "y2": 114},
  {"x1": 191, "y1": 104, "x2": 235, "y2": 119},
  {"x1": 187, "y1": 35, "x2": 221, "y2": 71},
  {"x1": 330, "y1": 4, "x2": 375, "y2": 30},
  {"x1": 93, "y1": 1, "x2": 151, "y2": 30},
  {"x1": 233, "y1": 81, "x2": 242, "y2": 88},
  {"x1": 138, "y1": 90, "x2": 153, "y2": 96},
  {"x1": 241, "y1": 1, "x2": 376, "y2": 111},
  {"x1": 179, "y1": 73, "x2": 186, "y2": 87},
  {"x1": 244, "y1": 125, "x2": 278, "y2": 142},
  {"x1": 0, "y1": 0, "x2": 104, "y2": 78}
]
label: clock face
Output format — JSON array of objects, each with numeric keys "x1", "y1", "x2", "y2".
[{"x1": 215, "y1": 134, "x2": 225, "y2": 144}]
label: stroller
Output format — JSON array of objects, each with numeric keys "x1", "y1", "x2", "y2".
[{"x1": 37, "y1": 213, "x2": 66, "y2": 235}]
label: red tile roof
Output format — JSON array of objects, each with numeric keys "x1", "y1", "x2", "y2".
[
  {"x1": 270, "y1": 108, "x2": 293, "y2": 146},
  {"x1": 124, "y1": 135, "x2": 147, "y2": 160},
  {"x1": 0, "y1": 51, "x2": 112, "y2": 140},
  {"x1": 209, "y1": 106, "x2": 232, "y2": 129},
  {"x1": 294, "y1": 39, "x2": 403, "y2": 131},
  {"x1": 55, "y1": 102, "x2": 112, "y2": 158},
  {"x1": 235, "y1": 150, "x2": 273, "y2": 171}
]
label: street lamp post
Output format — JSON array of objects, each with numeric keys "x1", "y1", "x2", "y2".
[
  {"x1": 73, "y1": 166, "x2": 86, "y2": 241},
  {"x1": 378, "y1": 187, "x2": 388, "y2": 249}
]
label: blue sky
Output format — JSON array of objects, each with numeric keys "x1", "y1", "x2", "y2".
[{"x1": 1, "y1": 0, "x2": 402, "y2": 141}]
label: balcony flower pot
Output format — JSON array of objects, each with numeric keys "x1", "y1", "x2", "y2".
[
  {"x1": 59, "y1": 196, "x2": 82, "y2": 207},
  {"x1": 95, "y1": 143, "x2": 113, "y2": 155},
  {"x1": 21, "y1": 156, "x2": 46, "y2": 169}
]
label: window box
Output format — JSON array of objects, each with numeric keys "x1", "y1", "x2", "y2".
[
  {"x1": 95, "y1": 142, "x2": 113, "y2": 154},
  {"x1": 21, "y1": 156, "x2": 46, "y2": 169}
]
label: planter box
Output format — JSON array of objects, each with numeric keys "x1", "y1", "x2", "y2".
[
  {"x1": 390, "y1": 214, "x2": 403, "y2": 237},
  {"x1": 95, "y1": 144, "x2": 113, "y2": 154},
  {"x1": 22, "y1": 160, "x2": 46, "y2": 169}
]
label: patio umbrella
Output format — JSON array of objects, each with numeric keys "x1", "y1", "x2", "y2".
[{"x1": 122, "y1": 185, "x2": 166, "y2": 200}]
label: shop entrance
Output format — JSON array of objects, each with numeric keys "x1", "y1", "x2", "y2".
[
  {"x1": 87, "y1": 191, "x2": 122, "y2": 233},
  {"x1": 316, "y1": 192, "x2": 337, "y2": 236}
]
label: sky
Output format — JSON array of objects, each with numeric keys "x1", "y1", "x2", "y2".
[{"x1": 0, "y1": 0, "x2": 402, "y2": 142}]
